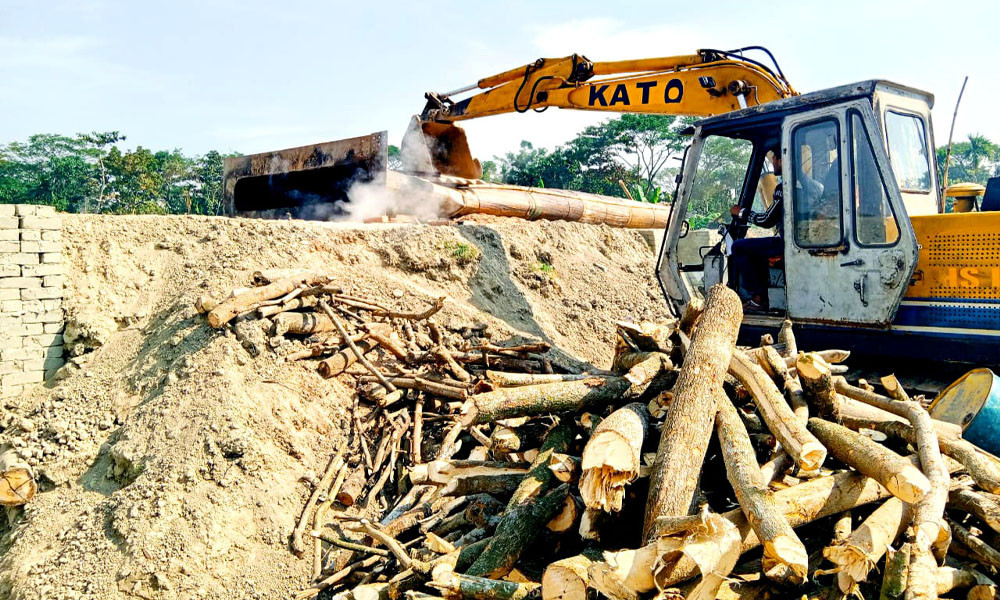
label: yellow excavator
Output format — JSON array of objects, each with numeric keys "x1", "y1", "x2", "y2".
[
  {"x1": 399, "y1": 47, "x2": 796, "y2": 179},
  {"x1": 222, "y1": 47, "x2": 797, "y2": 218}
]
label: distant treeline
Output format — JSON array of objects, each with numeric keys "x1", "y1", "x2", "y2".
[
  {"x1": 0, "y1": 132, "x2": 237, "y2": 215},
  {"x1": 2, "y1": 124, "x2": 998, "y2": 217}
]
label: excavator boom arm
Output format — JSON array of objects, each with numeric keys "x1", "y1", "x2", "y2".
[
  {"x1": 425, "y1": 51, "x2": 795, "y2": 122},
  {"x1": 406, "y1": 48, "x2": 796, "y2": 178}
]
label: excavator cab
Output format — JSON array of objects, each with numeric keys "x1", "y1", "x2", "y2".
[{"x1": 659, "y1": 81, "x2": 923, "y2": 331}]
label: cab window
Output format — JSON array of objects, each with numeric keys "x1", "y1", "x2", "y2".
[
  {"x1": 885, "y1": 110, "x2": 931, "y2": 193},
  {"x1": 851, "y1": 112, "x2": 900, "y2": 246},
  {"x1": 792, "y1": 120, "x2": 843, "y2": 248}
]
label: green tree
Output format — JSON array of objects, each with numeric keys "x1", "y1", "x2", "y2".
[
  {"x1": 104, "y1": 146, "x2": 166, "y2": 214},
  {"x1": 937, "y1": 133, "x2": 1000, "y2": 187},
  {"x1": 78, "y1": 131, "x2": 125, "y2": 212}
]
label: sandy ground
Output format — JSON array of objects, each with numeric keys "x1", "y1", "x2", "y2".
[{"x1": 0, "y1": 214, "x2": 667, "y2": 600}]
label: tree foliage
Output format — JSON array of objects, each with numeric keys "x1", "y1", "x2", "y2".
[
  {"x1": 0, "y1": 132, "x2": 237, "y2": 214},
  {"x1": 937, "y1": 133, "x2": 1000, "y2": 186}
]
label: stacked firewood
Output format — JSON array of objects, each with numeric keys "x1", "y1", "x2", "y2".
[{"x1": 199, "y1": 276, "x2": 1000, "y2": 600}]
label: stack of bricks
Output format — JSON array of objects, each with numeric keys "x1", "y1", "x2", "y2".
[{"x1": 0, "y1": 205, "x2": 64, "y2": 399}]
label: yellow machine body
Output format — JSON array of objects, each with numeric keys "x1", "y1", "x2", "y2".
[{"x1": 905, "y1": 212, "x2": 1000, "y2": 302}]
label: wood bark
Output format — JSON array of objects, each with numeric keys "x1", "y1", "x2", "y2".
[
  {"x1": 879, "y1": 543, "x2": 910, "y2": 600},
  {"x1": 807, "y1": 418, "x2": 929, "y2": 503},
  {"x1": 730, "y1": 352, "x2": 826, "y2": 471},
  {"x1": 0, "y1": 445, "x2": 36, "y2": 507},
  {"x1": 460, "y1": 377, "x2": 630, "y2": 426},
  {"x1": 208, "y1": 273, "x2": 329, "y2": 328},
  {"x1": 580, "y1": 402, "x2": 648, "y2": 512},
  {"x1": 796, "y1": 353, "x2": 842, "y2": 422},
  {"x1": 716, "y1": 396, "x2": 807, "y2": 584},
  {"x1": 466, "y1": 422, "x2": 574, "y2": 577},
  {"x1": 643, "y1": 284, "x2": 742, "y2": 541}
]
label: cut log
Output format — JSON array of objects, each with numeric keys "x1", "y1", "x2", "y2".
[
  {"x1": 273, "y1": 311, "x2": 335, "y2": 336},
  {"x1": 844, "y1": 417, "x2": 1000, "y2": 493},
  {"x1": 336, "y1": 467, "x2": 368, "y2": 507},
  {"x1": 730, "y1": 352, "x2": 826, "y2": 472},
  {"x1": 599, "y1": 507, "x2": 741, "y2": 599},
  {"x1": 485, "y1": 372, "x2": 589, "y2": 387},
  {"x1": 760, "y1": 346, "x2": 808, "y2": 422},
  {"x1": 466, "y1": 422, "x2": 574, "y2": 578},
  {"x1": 679, "y1": 296, "x2": 704, "y2": 335},
  {"x1": 429, "y1": 570, "x2": 539, "y2": 600},
  {"x1": 460, "y1": 377, "x2": 631, "y2": 426},
  {"x1": 950, "y1": 487, "x2": 1000, "y2": 534},
  {"x1": 716, "y1": 397, "x2": 807, "y2": 585},
  {"x1": 546, "y1": 494, "x2": 582, "y2": 533},
  {"x1": 946, "y1": 515, "x2": 1000, "y2": 571},
  {"x1": 548, "y1": 453, "x2": 579, "y2": 484},
  {"x1": 644, "y1": 284, "x2": 742, "y2": 541},
  {"x1": 489, "y1": 422, "x2": 549, "y2": 456},
  {"x1": 580, "y1": 403, "x2": 648, "y2": 512},
  {"x1": 654, "y1": 454, "x2": 959, "y2": 588},
  {"x1": 207, "y1": 273, "x2": 330, "y2": 328},
  {"x1": 796, "y1": 353, "x2": 841, "y2": 422},
  {"x1": 935, "y1": 566, "x2": 991, "y2": 595},
  {"x1": 0, "y1": 445, "x2": 36, "y2": 506},
  {"x1": 807, "y1": 418, "x2": 929, "y2": 503},
  {"x1": 776, "y1": 319, "x2": 797, "y2": 358},
  {"x1": 621, "y1": 352, "x2": 672, "y2": 387},
  {"x1": 832, "y1": 378, "x2": 949, "y2": 600},
  {"x1": 824, "y1": 496, "x2": 910, "y2": 594},
  {"x1": 542, "y1": 552, "x2": 600, "y2": 600},
  {"x1": 318, "y1": 338, "x2": 379, "y2": 378}
]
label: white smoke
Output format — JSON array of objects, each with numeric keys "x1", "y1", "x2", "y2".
[{"x1": 343, "y1": 176, "x2": 445, "y2": 223}]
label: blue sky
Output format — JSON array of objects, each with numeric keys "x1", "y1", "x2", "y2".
[{"x1": 2, "y1": 0, "x2": 998, "y2": 161}]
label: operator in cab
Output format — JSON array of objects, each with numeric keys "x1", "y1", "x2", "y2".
[{"x1": 729, "y1": 146, "x2": 784, "y2": 312}]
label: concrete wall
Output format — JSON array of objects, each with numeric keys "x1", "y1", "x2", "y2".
[{"x1": 0, "y1": 205, "x2": 64, "y2": 398}]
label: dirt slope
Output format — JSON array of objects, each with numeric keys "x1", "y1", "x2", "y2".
[{"x1": 0, "y1": 214, "x2": 666, "y2": 600}]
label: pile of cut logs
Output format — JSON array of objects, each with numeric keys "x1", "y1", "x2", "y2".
[{"x1": 199, "y1": 276, "x2": 1000, "y2": 600}]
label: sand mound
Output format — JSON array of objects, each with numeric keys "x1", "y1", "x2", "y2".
[{"x1": 0, "y1": 214, "x2": 665, "y2": 599}]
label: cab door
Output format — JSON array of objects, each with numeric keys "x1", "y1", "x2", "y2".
[{"x1": 781, "y1": 101, "x2": 918, "y2": 327}]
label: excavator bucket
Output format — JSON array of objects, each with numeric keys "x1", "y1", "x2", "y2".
[
  {"x1": 222, "y1": 131, "x2": 387, "y2": 218},
  {"x1": 399, "y1": 116, "x2": 482, "y2": 180}
]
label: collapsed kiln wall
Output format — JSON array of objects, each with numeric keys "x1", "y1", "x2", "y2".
[{"x1": 0, "y1": 205, "x2": 64, "y2": 398}]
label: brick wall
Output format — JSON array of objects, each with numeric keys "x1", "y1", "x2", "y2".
[{"x1": 0, "y1": 205, "x2": 64, "y2": 398}]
